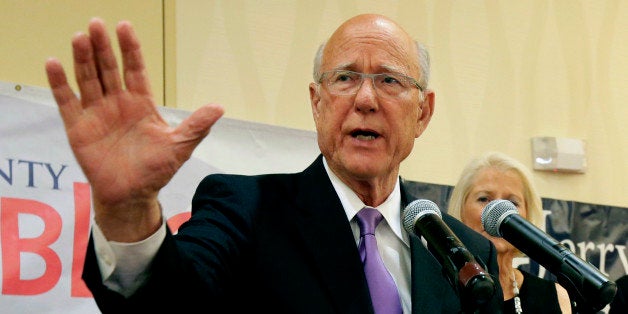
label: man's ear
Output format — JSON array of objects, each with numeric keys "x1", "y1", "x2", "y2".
[
  {"x1": 309, "y1": 82, "x2": 321, "y2": 122},
  {"x1": 415, "y1": 90, "x2": 435, "y2": 138}
]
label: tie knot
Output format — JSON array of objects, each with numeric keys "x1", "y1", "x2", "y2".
[{"x1": 356, "y1": 207, "x2": 384, "y2": 236}]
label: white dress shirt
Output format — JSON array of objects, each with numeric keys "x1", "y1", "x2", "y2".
[{"x1": 323, "y1": 158, "x2": 412, "y2": 314}]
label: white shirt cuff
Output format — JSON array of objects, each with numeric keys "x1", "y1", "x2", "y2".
[{"x1": 93, "y1": 220, "x2": 167, "y2": 297}]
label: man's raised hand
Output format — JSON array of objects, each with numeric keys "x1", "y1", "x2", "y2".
[{"x1": 45, "y1": 18, "x2": 224, "y2": 241}]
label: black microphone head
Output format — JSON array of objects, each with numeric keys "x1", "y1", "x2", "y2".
[
  {"x1": 481, "y1": 199, "x2": 519, "y2": 237},
  {"x1": 402, "y1": 199, "x2": 441, "y2": 234}
]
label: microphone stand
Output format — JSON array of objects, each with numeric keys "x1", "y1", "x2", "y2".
[{"x1": 440, "y1": 253, "x2": 496, "y2": 313}]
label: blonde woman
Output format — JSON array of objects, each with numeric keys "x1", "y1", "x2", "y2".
[{"x1": 448, "y1": 152, "x2": 572, "y2": 313}]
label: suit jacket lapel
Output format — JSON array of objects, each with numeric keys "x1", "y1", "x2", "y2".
[
  {"x1": 409, "y1": 233, "x2": 450, "y2": 313},
  {"x1": 293, "y1": 156, "x2": 373, "y2": 313}
]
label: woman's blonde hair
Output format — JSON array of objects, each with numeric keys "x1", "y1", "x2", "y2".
[{"x1": 447, "y1": 151, "x2": 544, "y2": 228}]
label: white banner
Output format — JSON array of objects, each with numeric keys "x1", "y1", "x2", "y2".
[{"x1": 0, "y1": 81, "x2": 320, "y2": 313}]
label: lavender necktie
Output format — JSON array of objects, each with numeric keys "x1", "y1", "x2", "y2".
[{"x1": 356, "y1": 207, "x2": 403, "y2": 314}]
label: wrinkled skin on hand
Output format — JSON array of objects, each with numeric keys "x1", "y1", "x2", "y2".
[{"x1": 45, "y1": 18, "x2": 224, "y2": 241}]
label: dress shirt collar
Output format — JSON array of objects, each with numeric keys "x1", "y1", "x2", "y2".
[{"x1": 322, "y1": 157, "x2": 406, "y2": 245}]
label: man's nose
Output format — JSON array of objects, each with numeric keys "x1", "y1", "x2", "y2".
[{"x1": 354, "y1": 76, "x2": 379, "y2": 112}]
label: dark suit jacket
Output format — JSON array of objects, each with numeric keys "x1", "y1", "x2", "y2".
[
  {"x1": 609, "y1": 275, "x2": 627, "y2": 314},
  {"x1": 83, "y1": 155, "x2": 503, "y2": 313}
]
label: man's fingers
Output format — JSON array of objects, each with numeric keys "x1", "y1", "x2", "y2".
[
  {"x1": 177, "y1": 104, "x2": 225, "y2": 145},
  {"x1": 89, "y1": 18, "x2": 123, "y2": 95},
  {"x1": 72, "y1": 32, "x2": 104, "y2": 105},
  {"x1": 45, "y1": 58, "x2": 81, "y2": 126},
  {"x1": 117, "y1": 21, "x2": 152, "y2": 97}
]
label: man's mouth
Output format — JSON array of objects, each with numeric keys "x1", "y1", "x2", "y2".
[{"x1": 351, "y1": 130, "x2": 380, "y2": 140}]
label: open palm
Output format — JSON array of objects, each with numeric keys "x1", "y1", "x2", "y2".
[{"x1": 45, "y1": 18, "x2": 223, "y2": 239}]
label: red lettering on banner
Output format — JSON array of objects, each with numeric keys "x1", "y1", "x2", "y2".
[
  {"x1": 71, "y1": 182, "x2": 92, "y2": 297},
  {"x1": 167, "y1": 212, "x2": 192, "y2": 234},
  {"x1": 1, "y1": 198, "x2": 62, "y2": 295}
]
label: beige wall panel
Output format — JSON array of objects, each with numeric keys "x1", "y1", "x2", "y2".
[
  {"x1": 0, "y1": 0, "x2": 165, "y2": 104},
  {"x1": 174, "y1": 1, "x2": 628, "y2": 207},
  {"x1": 1, "y1": 1, "x2": 626, "y2": 208}
]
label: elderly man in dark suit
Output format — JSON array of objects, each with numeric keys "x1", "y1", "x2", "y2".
[{"x1": 45, "y1": 13, "x2": 503, "y2": 313}]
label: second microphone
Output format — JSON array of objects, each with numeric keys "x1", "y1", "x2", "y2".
[{"x1": 403, "y1": 199, "x2": 496, "y2": 307}]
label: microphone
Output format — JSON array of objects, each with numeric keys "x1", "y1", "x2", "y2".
[
  {"x1": 481, "y1": 199, "x2": 617, "y2": 313},
  {"x1": 403, "y1": 199, "x2": 496, "y2": 309}
]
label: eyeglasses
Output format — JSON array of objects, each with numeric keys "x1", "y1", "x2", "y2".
[{"x1": 318, "y1": 70, "x2": 424, "y2": 99}]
